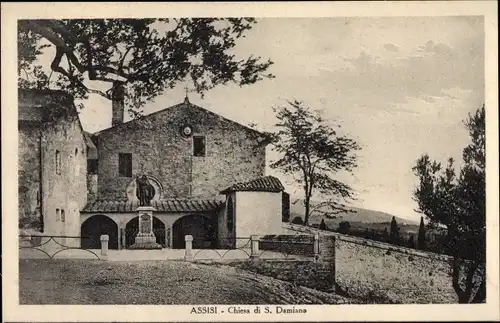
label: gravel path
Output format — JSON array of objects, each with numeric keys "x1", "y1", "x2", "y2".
[{"x1": 19, "y1": 259, "x2": 353, "y2": 304}]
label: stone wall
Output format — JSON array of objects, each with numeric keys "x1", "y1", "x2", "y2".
[
  {"x1": 259, "y1": 234, "x2": 315, "y2": 257},
  {"x1": 18, "y1": 90, "x2": 88, "y2": 238},
  {"x1": 18, "y1": 123, "x2": 42, "y2": 230},
  {"x1": 282, "y1": 223, "x2": 457, "y2": 303},
  {"x1": 335, "y1": 239, "x2": 456, "y2": 303},
  {"x1": 41, "y1": 115, "x2": 88, "y2": 243},
  {"x1": 233, "y1": 260, "x2": 335, "y2": 292},
  {"x1": 217, "y1": 194, "x2": 232, "y2": 248},
  {"x1": 95, "y1": 102, "x2": 266, "y2": 200}
]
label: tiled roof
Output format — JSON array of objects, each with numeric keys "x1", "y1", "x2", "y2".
[
  {"x1": 220, "y1": 176, "x2": 285, "y2": 194},
  {"x1": 81, "y1": 199, "x2": 224, "y2": 213}
]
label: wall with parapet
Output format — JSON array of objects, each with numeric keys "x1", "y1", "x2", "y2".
[{"x1": 282, "y1": 223, "x2": 457, "y2": 303}]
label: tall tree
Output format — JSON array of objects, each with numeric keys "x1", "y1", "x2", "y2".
[
  {"x1": 412, "y1": 105, "x2": 486, "y2": 303},
  {"x1": 267, "y1": 100, "x2": 360, "y2": 225},
  {"x1": 389, "y1": 216, "x2": 400, "y2": 244},
  {"x1": 319, "y1": 218, "x2": 328, "y2": 230},
  {"x1": 18, "y1": 19, "x2": 274, "y2": 113},
  {"x1": 417, "y1": 216, "x2": 426, "y2": 250}
]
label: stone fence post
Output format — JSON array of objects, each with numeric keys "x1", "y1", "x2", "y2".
[
  {"x1": 184, "y1": 235, "x2": 193, "y2": 262},
  {"x1": 100, "y1": 234, "x2": 109, "y2": 258},
  {"x1": 250, "y1": 235, "x2": 260, "y2": 259},
  {"x1": 313, "y1": 234, "x2": 320, "y2": 262},
  {"x1": 318, "y1": 235, "x2": 336, "y2": 285}
]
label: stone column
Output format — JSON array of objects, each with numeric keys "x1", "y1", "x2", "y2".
[
  {"x1": 184, "y1": 235, "x2": 193, "y2": 262},
  {"x1": 129, "y1": 206, "x2": 162, "y2": 249},
  {"x1": 100, "y1": 234, "x2": 109, "y2": 258}
]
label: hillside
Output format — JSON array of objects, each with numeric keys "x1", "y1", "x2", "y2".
[{"x1": 289, "y1": 200, "x2": 420, "y2": 234}]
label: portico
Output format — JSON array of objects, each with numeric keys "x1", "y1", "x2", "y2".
[{"x1": 80, "y1": 199, "x2": 224, "y2": 250}]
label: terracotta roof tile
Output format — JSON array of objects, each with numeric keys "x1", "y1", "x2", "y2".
[
  {"x1": 81, "y1": 199, "x2": 224, "y2": 213},
  {"x1": 220, "y1": 176, "x2": 285, "y2": 194}
]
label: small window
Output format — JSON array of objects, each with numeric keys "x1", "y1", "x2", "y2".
[
  {"x1": 75, "y1": 148, "x2": 78, "y2": 156},
  {"x1": 61, "y1": 209, "x2": 65, "y2": 222},
  {"x1": 118, "y1": 153, "x2": 132, "y2": 177},
  {"x1": 87, "y1": 159, "x2": 98, "y2": 175},
  {"x1": 227, "y1": 196, "x2": 234, "y2": 231},
  {"x1": 56, "y1": 208, "x2": 60, "y2": 221},
  {"x1": 55, "y1": 150, "x2": 61, "y2": 175},
  {"x1": 193, "y1": 136, "x2": 206, "y2": 157}
]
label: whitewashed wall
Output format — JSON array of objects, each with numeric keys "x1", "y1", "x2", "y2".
[{"x1": 234, "y1": 191, "x2": 282, "y2": 238}]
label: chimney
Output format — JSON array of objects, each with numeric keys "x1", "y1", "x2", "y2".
[{"x1": 111, "y1": 81, "x2": 125, "y2": 127}]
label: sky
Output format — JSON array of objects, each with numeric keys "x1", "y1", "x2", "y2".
[{"x1": 35, "y1": 17, "x2": 485, "y2": 223}]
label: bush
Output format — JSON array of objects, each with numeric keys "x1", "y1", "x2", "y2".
[
  {"x1": 291, "y1": 216, "x2": 304, "y2": 225},
  {"x1": 319, "y1": 219, "x2": 328, "y2": 230},
  {"x1": 337, "y1": 221, "x2": 351, "y2": 234}
]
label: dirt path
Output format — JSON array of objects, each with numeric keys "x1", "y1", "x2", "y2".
[{"x1": 20, "y1": 259, "x2": 352, "y2": 304}]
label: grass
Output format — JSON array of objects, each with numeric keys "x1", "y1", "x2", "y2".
[{"x1": 19, "y1": 259, "x2": 353, "y2": 305}]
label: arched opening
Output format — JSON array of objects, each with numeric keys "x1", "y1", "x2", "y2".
[
  {"x1": 172, "y1": 214, "x2": 217, "y2": 249},
  {"x1": 81, "y1": 215, "x2": 118, "y2": 249},
  {"x1": 124, "y1": 216, "x2": 166, "y2": 248}
]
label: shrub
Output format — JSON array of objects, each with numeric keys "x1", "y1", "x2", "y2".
[
  {"x1": 291, "y1": 216, "x2": 304, "y2": 225},
  {"x1": 337, "y1": 221, "x2": 351, "y2": 234}
]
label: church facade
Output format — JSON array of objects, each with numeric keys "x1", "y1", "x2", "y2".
[{"x1": 18, "y1": 88, "x2": 288, "y2": 250}]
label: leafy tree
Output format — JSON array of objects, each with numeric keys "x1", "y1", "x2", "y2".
[
  {"x1": 291, "y1": 216, "x2": 304, "y2": 225},
  {"x1": 337, "y1": 221, "x2": 351, "y2": 234},
  {"x1": 389, "y1": 216, "x2": 400, "y2": 244},
  {"x1": 18, "y1": 19, "x2": 274, "y2": 113},
  {"x1": 267, "y1": 100, "x2": 361, "y2": 225},
  {"x1": 319, "y1": 219, "x2": 328, "y2": 230},
  {"x1": 418, "y1": 216, "x2": 426, "y2": 250},
  {"x1": 412, "y1": 105, "x2": 485, "y2": 303}
]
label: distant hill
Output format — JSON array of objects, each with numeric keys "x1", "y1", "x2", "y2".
[{"x1": 289, "y1": 199, "x2": 420, "y2": 234}]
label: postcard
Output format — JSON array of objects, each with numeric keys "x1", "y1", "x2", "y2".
[{"x1": 2, "y1": 1, "x2": 499, "y2": 322}]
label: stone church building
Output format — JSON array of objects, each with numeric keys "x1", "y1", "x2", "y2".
[{"x1": 18, "y1": 88, "x2": 289, "y2": 250}]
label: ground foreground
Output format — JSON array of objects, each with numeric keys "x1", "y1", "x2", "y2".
[{"x1": 20, "y1": 259, "x2": 355, "y2": 304}]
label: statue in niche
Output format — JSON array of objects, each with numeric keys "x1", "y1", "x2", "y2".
[{"x1": 136, "y1": 175, "x2": 156, "y2": 206}]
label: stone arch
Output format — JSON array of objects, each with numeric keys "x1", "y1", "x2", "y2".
[
  {"x1": 124, "y1": 216, "x2": 166, "y2": 248},
  {"x1": 125, "y1": 175, "x2": 163, "y2": 202},
  {"x1": 172, "y1": 214, "x2": 217, "y2": 249},
  {"x1": 81, "y1": 215, "x2": 118, "y2": 249}
]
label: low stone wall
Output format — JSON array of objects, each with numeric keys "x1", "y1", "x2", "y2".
[
  {"x1": 335, "y1": 239, "x2": 456, "y2": 303},
  {"x1": 233, "y1": 260, "x2": 335, "y2": 292},
  {"x1": 259, "y1": 234, "x2": 314, "y2": 257},
  {"x1": 283, "y1": 223, "x2": 458, "y2": 304}
]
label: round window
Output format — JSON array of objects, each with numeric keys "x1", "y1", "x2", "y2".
[{"x1": 181, "y1": 125, "x2": 192, "y2": 137}]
